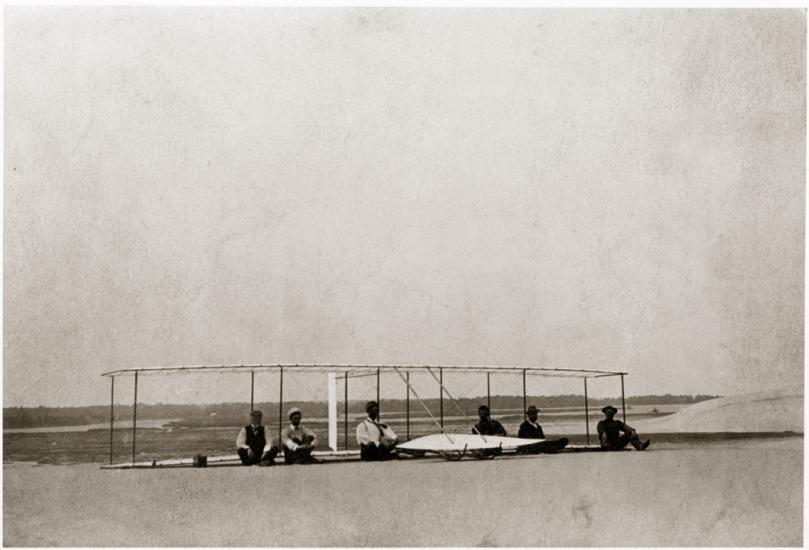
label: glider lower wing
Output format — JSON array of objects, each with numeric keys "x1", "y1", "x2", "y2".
[{"x1": 397, "y1": 433, "x2": 544, "y2": 452}]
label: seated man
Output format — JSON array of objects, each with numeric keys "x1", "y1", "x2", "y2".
[
  {"x1": 356, "y1": 401, "x2": 399, "y2": 461},
  {"x1": 517, "y1": 405, "x2": 569, "y2": 453},
  {"x1": 473, "y1": 404, "x2": 507, "y2": 436},
  {"x1": 282, "y1": 407, "x2": 320, "y2": 465},
  {"x1": 236, "y1": 410, "x2": 279, "y2": 466},
  {"x1": 597, "y1": 405, "x2": 651, "y2": 451}
]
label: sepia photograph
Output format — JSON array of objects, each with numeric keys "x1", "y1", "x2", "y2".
[{"x1": 3, "y1": 4, "x2": 805, "y2": 547}]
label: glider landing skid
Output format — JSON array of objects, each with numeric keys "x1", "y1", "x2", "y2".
[
  {"x1": 437, "y1": 444, "x2": 468, "y2": 461},
  {"x1": 470, "y1": 443, "x2": 503, "y2": 460}
]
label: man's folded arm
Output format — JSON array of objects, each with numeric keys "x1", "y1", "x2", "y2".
[
  {"x1": 236, "y1": 427, "x2": 248, "y2": 450},
  {"x1": 356, "y1": 422, "x2": 373, "y2": 446}
]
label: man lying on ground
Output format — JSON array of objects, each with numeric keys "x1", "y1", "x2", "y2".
[
  {"x1": 282, "y1": 407, "x2": 320, "y2": 464},
  {"x1": 597, "y1": 405, "x2": 651, "y2": 451},
  {"x1": 236, "y1": 410, "x2": 280, "y2": 466},
  {"x1": 516, "y1": 405, "x2": 569, "y2": 453},
  {"x1": 356, "y1": 401, "x2": 399, "y2": 461}
]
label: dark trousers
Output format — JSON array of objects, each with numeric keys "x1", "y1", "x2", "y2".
[
  {"x1": 360, "y1": 444, "x2": 396, "y2": 461},
  {"x1": 284, "y1": 437, "x2": 316, "y2": 464},
  {"x1": 517, "y1": 437, "x2": 569, "y2": 454},
  {"x1": 238, "y1": 446, "x2": 278, "y2": 465},
  {"x1": 603, "y1": 433, "x2": 642, "y2": 451}
]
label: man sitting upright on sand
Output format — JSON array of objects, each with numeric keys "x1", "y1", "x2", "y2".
[
  {"x1": 597, "y1": 405, "x2": 650, "y2": 451},
  {"x1": 473, "y1": 404, "x2": 507, "y2": 436},
  {"x1": 281, "y1": 407, "x2": 319, "y2": 464},
  {"x1": 517, "y1": 405, "x2": 569, "y2": 453},
  {"x1": 356, "y1": 401, "x2": 399, "y2": 461},
  {"x1": 471, "y1": 404, "x2": 507, "y2": 457},
  {"x1": 236, "y1": 410, "x2": 279, "y2": 466}
]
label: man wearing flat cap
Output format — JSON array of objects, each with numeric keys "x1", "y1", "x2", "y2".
[
  {"x1": 473, "y1": 404, "x2": 507, "y2": 436},
  {"x1": 235, "y1": 410, "x2": 280, "y2": 466},
  {"x1": 356, "y1": 401, "x2": 399, "y2": 461},
  {"x1": 281, "y1": 407, "x2": 319, "y2": 464},
  {"x1": 517, "y1": 405, "x2": 569, "y2": 453},
  {"x1": 597, "y1": 405, "x2": 650, "y2": 451}
]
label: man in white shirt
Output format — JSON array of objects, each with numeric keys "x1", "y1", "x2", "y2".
[
  {"x1": 235, "y1": 410, "x2": 279, "y2": 466},
  {"x1": 281, "y1": 407, "x2": 320, "y2": 464},
  {"x1": 356, "y1": 401, "x2": 398, "y2": 461}
]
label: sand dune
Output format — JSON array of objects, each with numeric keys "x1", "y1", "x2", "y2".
[{"x1": 633, "y1": 387, "x2": 803, "y2": 433}]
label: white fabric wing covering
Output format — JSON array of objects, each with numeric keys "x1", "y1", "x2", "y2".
[{"x1": 397, "y1": 434, "x2": 544, "y2": 452}]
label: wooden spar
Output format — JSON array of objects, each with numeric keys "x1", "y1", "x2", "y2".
[
  {"x1": 343, "y1": 371, "x2": 348, "y2": 451},
  {"x1": 376, "y1": 368, "x2": 380, "y2": 421},
  {"x1": 522, "y1": 369, "x2": 527, "y2": 420},
  {"x1": 405, "y1": 371, "x2": 410, "y2": 440},
  {"x1": 327, "y1": 372, "x2": 338, "y2": 451},
  {"x1": 278, "y1": 367, "x2": 284, "y2": 446},
  {"x1": 584, "y1": 378, "x2": 590, "y2": 446},
  {"x1": 101, "y1": 364, "x2": 628, "y2": 378},
  {"x1": 439, "y1": 367, "x2": 444, "y2": 429},
  {"x1": 132, "y1": 371, "x2": 138, "y2": 464},
  {"x1": 250, "y1": 371, "x2": 254, "y2": 412},
  {"x1": 486, "y1": 372, "x2": 491, "y2": 411},
  {"x1": 109, "y1": 376, "x2": 114, "y2": 465},
  {"x1": 621, "y1": 374, "x2": 626, "y2": 422}
]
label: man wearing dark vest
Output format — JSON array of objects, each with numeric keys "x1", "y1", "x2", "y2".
[
  {"x1": 517, "y1": 405, "x2": 569, "y2": 453},
  {"x1": 236, "y1": 410, "x2": 279, "y2": 466}
]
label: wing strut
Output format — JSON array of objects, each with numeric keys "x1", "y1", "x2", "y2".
[
  {"x1": 424, "y1": 367, "x2": 488, "y2": 443},
  {"x1": 392, "y1": 367, "x2": 455, "y2": 445}
]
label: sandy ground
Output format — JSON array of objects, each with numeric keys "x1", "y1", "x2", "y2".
[{"x1": 4, "y1": 437, "x2": 802, "y2": 547}]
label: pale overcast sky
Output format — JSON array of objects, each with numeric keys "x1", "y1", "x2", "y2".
[{"x1": 5, "y1": 8, "x2": 804, "y2": 407}]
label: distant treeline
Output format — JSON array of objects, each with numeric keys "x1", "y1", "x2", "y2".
[{"x1": 4, "y1": 394, "x2": 718, "y2": 429}]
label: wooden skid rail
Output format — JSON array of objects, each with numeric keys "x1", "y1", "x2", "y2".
[
  {"x1": 101, "y1": 449, "x2": 362, "y2": 469},
  {"x1": 100, "y1": 445, "x2": 605, "y2": 469}
]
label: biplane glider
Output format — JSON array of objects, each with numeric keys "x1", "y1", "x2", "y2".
[{"x1": 100, "y1": 364, "x2": 629, "y2": 468}]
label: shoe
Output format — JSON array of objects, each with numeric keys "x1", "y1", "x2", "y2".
[{"x1": 640, "y1": 439, "x2": 651, "y2": 451}]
